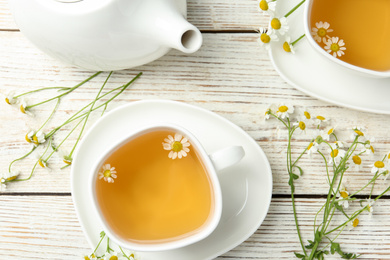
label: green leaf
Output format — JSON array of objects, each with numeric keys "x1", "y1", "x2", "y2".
[
  {"x1": 99, "y1": 231, "x2": 106, "y2": 238},
  {"x1": 294, "y1": 252, "x2": 305, "y2": 259},
  {"x1": 305, "y1": 240, "x2": 315, "y2": 249},
  {"x1": 294, "y1": 165, "x2": 304, "y2": 176},
  {"x1": 292, "y1": 173, "x2": 300, "y2": 180},
  {"x1": 330, "y1": 242, "x2": 359, "y2": 259}
]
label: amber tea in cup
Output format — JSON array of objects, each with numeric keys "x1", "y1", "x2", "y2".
[
  {"x1": 89, "y1": 123, "x2": 246, "y2": 251},
  {"x1": 94, "y1": 129, "x2": 214, "y2": 244},
  {"x1": 306, "y1": 0, "x2": 390, "y2": 77}
]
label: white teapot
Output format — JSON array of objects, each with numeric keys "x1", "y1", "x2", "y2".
[{"x1": 9, "y1": 0, "x2": 202, "y2": 71}]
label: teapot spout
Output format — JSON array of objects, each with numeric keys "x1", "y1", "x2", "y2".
[{"x1": 141, "y1": 0, "x2": 202, "y2": 54}]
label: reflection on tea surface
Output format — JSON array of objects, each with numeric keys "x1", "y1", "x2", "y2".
[
  {"x1": 310, "y1": 0, "x2": 390, "y2": 71},
  {"x1": 95, "y1": 130, "x2": 213, "y2": 243}
]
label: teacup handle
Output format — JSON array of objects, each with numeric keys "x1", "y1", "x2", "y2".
[{"x1": 209, "y1": 146, "x2": 245, "y2": 172}]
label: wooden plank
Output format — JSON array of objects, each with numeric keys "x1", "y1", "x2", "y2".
[
  {"x1": 2, "y1": 31, "x2": 390, "y2": 195},
  {"x1": 0, "y1": 196, "x2": 389, "y2": 259},
  {"x1": 0, "y1": 0, "x2": 267, "y2": 31}
]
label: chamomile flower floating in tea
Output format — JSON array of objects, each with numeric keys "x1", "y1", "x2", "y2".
[
  {"x1": 162, "y1": 133, "x2": 191, "y2": 159},
  {"x1": 99, "y1": 164, "x2": 117, "y2": 183},
  {"x1": 310, "y1": 21, "x2": 333, "y2": 43},
  {"x1": 324, "y1": 37, "x2": 346, "y2": 58}
]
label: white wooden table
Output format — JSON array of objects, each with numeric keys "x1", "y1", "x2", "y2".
[{"x1": 1, "y1": 1, "x2": 390, "y2": 259}]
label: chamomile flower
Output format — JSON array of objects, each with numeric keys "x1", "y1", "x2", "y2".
[
  {"x1": 329, "y1": 147, "x2": 346, "y2": 165},
  {"x1": 258, "y1": 28, "x2": 278, "y2": 50},
  {"x1": 276, "y1": 103, "x2": 294, "y2": 119},
  {"x1": 162, "y1": 134, "x2": 190, "y2": 159},
  {"x1": 270, "y1": 16, "x2": 289, "y2": 35},
  {"x1": 336, "y1": 184, "x2": 350, "y2": 209},
  {"x1": 332, "y1": 141, "x2": 345, "y2": 149},
  {"x1": 104, "y1": 252, "x2": 126, "y2": 260},
  {"x1": 362, "y1": 136, "x2": 375, "y2": 155},
  {"x1": 293, "y1": 120, "x2": 306, "y2": 134},
  {"x1": 0, "y1": 178, "x2": 6, "y2": 192},
  {"x1": 38, "y1": 158, "x2": 48, "y2": 168},
  {"x1": 83, "y1": 254, "x2": 97, "y2": 260},
  {"x1": 324, "y1": 126, "x2": 336, "y2": 141},
  {"x1": 32, "y1": 131, "x2": 46, "y2": 146},
  {"x1": 2, "y1": 171, "x2": 20, "y2": 181},
  {"x1": 264, "y1": 104, "x2": 277, "y2": 120},
  {"x1": 306, "y1": 142, "x2": 316, "y2": 157},
  {"x1": 25, "y1": 130, "x2": 35, "y2": 144},
  {"x1": 324, "y1": 37, "x2": 346, "y2": 58},
  {"x1": 351, "y1": 154, "x2": 363, "y2": 171},
  {"x1": 314, "y1": 115, "x2": 327, "y2": 127},
  {"x1": 348, "y1": 218, "x2": 359, "y2": 230},
  {"x1": 351, "y1": 127, "x2": 366, "y2": 141},
  {"x1": 282, "y1": 36, "x2": 295, "y2": 54},
  {"x1": 370, "y1": 160, "x2": 387, "y2": 174},
  {"x1": 19, "y1": 98, "x2": 28, "y2": 114},
  {"x1": 99, "y1": 164, "x2": 117, "y2": 183},
  {"x1": 361, "y1": 199, "x2": 374, "y2": 218},
  {"x1": 311, "y1": 21, "x2": 333, "y2": 43},
  {"x1": 4, "y1": 91, "x2": 17, "y2": 105},
  {"x1": 257, "y1": 0, "x2": 276, "y2": 15}
]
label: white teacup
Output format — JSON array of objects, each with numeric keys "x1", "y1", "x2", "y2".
[
  {"x1": 303, "y1": 0, "x2": 390, "y2": 78},
  {"x1": 89, "y1": 123, "x2": 245, "y2": 251}
]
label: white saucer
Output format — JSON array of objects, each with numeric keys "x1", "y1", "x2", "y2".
[
  {"x1": 71, "y1": 99, "x2": 273, "y2": 260},
  {"x1": 269, "y1": 0, "x2": 390, "y2": 114}
]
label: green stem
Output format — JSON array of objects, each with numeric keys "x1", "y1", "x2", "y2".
[
  {"x1": 37, "y1": 98, "x2": 60, "y2": 133},
  {"x1": 14, "y1": 87, "x2": 71, "y2": 98},
  {"x1": 8, "y1": 146, "x2": 37, "y2": 173},
  {"x1": 12, "y1": 138, "x2": 52, "y2": 182},
  {"x1": 284, "y1": 0, "x2": 306, "y2": 18},
  {"x1": 69, "y1": 72, "x2": 113, "y2": 158},
  {"x1": 26, "y1": 71, "x2": 102, "y2": 109},
  {"x1": 93, "y1": 232, "x2": 106, "y2": 254},
  {"x1": 291, "y1": 34, "x2": 305, "y2": 46}
]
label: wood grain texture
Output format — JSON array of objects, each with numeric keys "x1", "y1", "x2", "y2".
[
  {"x1": 0, "y1": 196, "x2": 389, "y2": 260},
  {"x1": 0, "y1": 0, "x2": 266, "y2": 31},
  {"x1": 2, "y1": 32, "x2": 390, "y2": 195}
]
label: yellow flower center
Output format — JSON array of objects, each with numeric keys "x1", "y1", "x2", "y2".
[
  {"x1": 6, "y1": 175, "x2": 18, "y2": 181},
  {"x1": 278, "y1": 105, "x2": 288, "y2": 112},
  {"x1": 388, "y1": 153, "x2": 390, "y2": 160},
  {"x1": 172, "y1": 141, "x2": 183, "y2": 152},
  {"x1": 5, "y1": 97, "x2": 11, "y2": 104},
  {"x1": 352, "y1": 155, "x2": 361, "y2": 165},
  {"x1": 283, "y1": 41, "x2": 291, "y2": 52},
  {"x1": 304, "y1": 111, "x2": 311, "y2": 119},
  {"x1": 327, "y1": 128, "x2": 334, "y2": 135},
  {"x1": 270, "y1": 18, "x2": 281, "y2": 30},
  {"x1": 63, "y1": 159, "x2": 72, "y2": 165},
  {"x1": 330, "y1": 149, "x2": 339, "y2": 158},
  {"x1": 374, "y1": 161, "x2": 384, "y2": 168},
  {"x1": 260, "y1": 33, "x2": 271, "y2": 43},
  {"x1": 307, "y1": 142, "x2": 314, "y2": 150},
  {"x1": 109, "y1": 256, "x2": 118, "y2": 260},
  {"x1": 316, "y1": 115, "x2": 325, "y2": 121},
  {"x1": 354, "y1": 130, "x2": 364, "y2": 136},
  {"x1": 259, "y1": 0, "x2": 269, "y2": 10},
  {"x1": 25, "y1": 133, "x2": 32, "y2": 143},
  {"x1": 84, "y1": 257, "x2": 90, "y2": 260},
  {"x1": 20, "y1": 104, "x2": 26, "y2": 114},
  {"x1": 38, "y1": 159, "x2": 46, "y2": 168},
  {"x1": 103, "y1": 170, "x2": 112, "y2": 178},
  {"x1": 352, "y1": 218, "x2": 359, "y2": 227},
  {"x1": 317, "y1": 28, "x2": 327, "y2": 37},
  {"x1": 340, "y1": 191, "x2": 348, "y2": 198},
  {"x1": 369, "y1": 145, "x2": 375, "y2": 154},
  {"x1": 33, "y1": 135, "x2": 39, "y2": 145},
  {"x1": 330, "y1": 43, "x2": 340, "y2": 52},
  {"x1": 298, "y1": 121, "x2": 306, "y2": 130}
]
